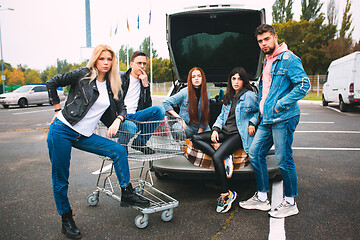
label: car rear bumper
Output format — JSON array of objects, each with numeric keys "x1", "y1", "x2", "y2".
[{"x1": 348, "y1": 95, "x2": 360, "y2": 105}]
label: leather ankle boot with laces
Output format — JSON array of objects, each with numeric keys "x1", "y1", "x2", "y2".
[
  {"x1": 121, "y1": 183, "x2": 150, "y2": 207},
  {"x1": 61, "y1": 210, "x2": 82, "y2": 239}
]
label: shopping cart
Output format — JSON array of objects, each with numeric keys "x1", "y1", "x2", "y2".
[{"x1": 87, "y1": 117, "x2": 185, "y2": 228}]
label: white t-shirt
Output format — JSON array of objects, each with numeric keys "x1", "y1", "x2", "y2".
[
  {"x1": 57, "y1": 80, "x2": 110, "y2": 137},
  {"x1": 124, "y1": 75, "x2": 141, "y2": 114}
]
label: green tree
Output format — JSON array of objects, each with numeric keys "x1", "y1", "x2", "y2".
[
  {"x1": 301, "y1": 0, "x2": 323, "y2": 21},
  {"x1": 69, "y1": 61, "x2": 87, "y2": 71},
  {"x1": 339, "y1": 0, "x2": 354, "y2": 39},
  {"x1": 272, "y1": 0, "x2": 294, "y2": 23},
  {"x1": 118, "y1": 45, "x2": 134, "y2": 64},
  {"x1": 57, "y1": 59, "x2": 71, "y2": 74},
  {"x1": 150, "y1": 58, "x2": 174, "y2": 83},
  {"x1": 274, "y1": 16, "x2": 336, "y2": 74},
  {"x1": 0, "y1": 60, "x2": 13, "y2": 72},
  {"x1": 25, "y1": 69, "x2": 41, "y2": 84},
  {"x1": 140, "y1": 37, "x2": 158, "y2": 59}
]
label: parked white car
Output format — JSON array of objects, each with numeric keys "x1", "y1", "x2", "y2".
[
  {"x1": 0, "y1": 84, "x2": 66, "y2": 108},
  {"x1": 322, "y1": 51, "x2": 360, "y2": 111}
]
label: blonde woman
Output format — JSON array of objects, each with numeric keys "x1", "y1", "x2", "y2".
[{"x1": 46, "y1": 45, "x2": 149, "y2": 239}]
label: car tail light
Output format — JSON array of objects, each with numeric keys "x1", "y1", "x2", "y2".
[{"x1": 349, "y1": 83, "x2": 354, "y2": 93}]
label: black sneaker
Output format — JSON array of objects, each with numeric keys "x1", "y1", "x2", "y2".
[
  {"x1": 131, "y1": 138, "x2": 155, "y2": 154},
  {"x1": 121, "y1": 183, "x2": 150, "y2": 208}
]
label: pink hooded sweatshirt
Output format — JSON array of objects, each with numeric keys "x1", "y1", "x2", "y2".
[{"x1": 259, "y1": 42, "x2": 289, "y2": 114}]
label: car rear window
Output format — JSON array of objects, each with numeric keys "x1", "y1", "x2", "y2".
[{"x1": 169, "y1": 10, "x2": 263, "y2": 82}]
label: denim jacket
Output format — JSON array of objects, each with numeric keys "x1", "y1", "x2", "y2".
[
  {"x1": 213, "y1": 91, "x2": 259, "y2": 153},
  {"x1": 162, "y1": 87, "x2": 210, "y2": 129},
  {"x1": 260, "y1": 51, "x2": 310, "y2": 124}
]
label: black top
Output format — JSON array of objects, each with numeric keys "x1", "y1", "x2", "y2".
[
  {"x1": 194, "y1": 87, "x2": 201, "y2": 103},
  {"x1": 217, "y1": 88, "x2": 248, "y2": 135}
]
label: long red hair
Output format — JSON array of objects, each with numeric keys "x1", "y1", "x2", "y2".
[{"x1": 187, "y1": 67, "x2": 209, "y2": 126}]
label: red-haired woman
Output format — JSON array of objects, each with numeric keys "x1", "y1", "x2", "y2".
[{"x1": 163, "y1": 67, "x2": 210, "y2": 138}]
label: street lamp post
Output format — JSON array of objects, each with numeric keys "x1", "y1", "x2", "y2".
[{"x1": 0, "y1": 7, "x2": 14, "y2": 94}]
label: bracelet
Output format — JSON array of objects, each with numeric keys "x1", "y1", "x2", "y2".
[
  {"x1": 54, "y1": 108, "x2": 61, "y2": 112},
  {"x1": 117, "y1": 115, "x2": 124, "y2": 122}
]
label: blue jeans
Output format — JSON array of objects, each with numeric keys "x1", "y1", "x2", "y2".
[
  {"x1": 249, "y1": 115, "x2": 300, "y2": 197},
  {"x1": 47, "y1": 118, "x2": 129, "y2": 215},
  {"x1": 118, "y1": 105, "x2": 165, "y2": 145}
]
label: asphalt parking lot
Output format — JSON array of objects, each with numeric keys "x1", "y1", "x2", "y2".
[{"x1": 0, "y1": 99, "x2": 359, "y2": 239}]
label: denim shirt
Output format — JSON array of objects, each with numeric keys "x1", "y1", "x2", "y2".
[
  {"x1": 162, "y1": 87, "x2": 210, "y2": 129},
  {"x1": 213, "y1": 91, "x2": 259, "y2": 153},
  {"x1": 259, "y1": 51, "x2": 311, "y2": 124}
]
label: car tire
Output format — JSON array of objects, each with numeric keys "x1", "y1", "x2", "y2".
[
  {"x1": 154, "y1": 171, "x2": 168, "y2": 180},
  {"x1": 322, "y1": 94, "x2": 328, "y2": 106},
  {"x1": 19, "y1": 98, "x2": 27, "y2": 108},
  {"x1": 339, "y1": 96, "x2": 348, "y2": 112},
  {"x1": 3, "y1": 105, "x2": 9, "y2": 109}
]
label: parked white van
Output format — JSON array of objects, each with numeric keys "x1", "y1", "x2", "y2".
[{"x1": 322, "y1": 51, "x2": 360, "y2": 111}]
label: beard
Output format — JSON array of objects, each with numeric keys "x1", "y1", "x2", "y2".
[{"x1": 263, "y1": 45, "x2": 276, "y2": 55}]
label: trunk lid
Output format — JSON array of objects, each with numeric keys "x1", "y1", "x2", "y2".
[{"x1": 166, "y1": 4, "x2": 265, "y2": 83}]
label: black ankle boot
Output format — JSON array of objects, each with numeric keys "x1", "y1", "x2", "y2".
[
  {"x1": 61, "y1": 210, "x2": 82, "y2": 239},
  {"x1": 121, "y1": 183, "x2": 150, "y2": 207},
  {"x1": 131, "y1": 138, "x2": 155, "y2": 154}
]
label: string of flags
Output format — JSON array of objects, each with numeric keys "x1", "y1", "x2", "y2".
[{"x1": 110, "y1": 10, "x2": 151, "y2": 37}]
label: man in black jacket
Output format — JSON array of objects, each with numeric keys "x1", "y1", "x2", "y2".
[{"x1": 119, "y1": 51, "x2": 165, "y2": 154}]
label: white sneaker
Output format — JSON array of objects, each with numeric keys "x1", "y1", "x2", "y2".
[
  {"x1": 239, "y1": 192, "x2": 271, "y2": 211},
  {"x1": 269, "y1": 199, "x2": 299, "y2": 218},
  {"x1": 224, "y1": 154, "x2": 234, "y2": 178}
]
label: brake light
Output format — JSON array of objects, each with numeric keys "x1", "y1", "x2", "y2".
[{"x1": 349, "y1": 83, "x2": 354, "y2": 93}]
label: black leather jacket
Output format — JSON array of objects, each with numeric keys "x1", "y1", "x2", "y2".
[
  {"x1": 120, "y1": 68, "x2": 152, "y2": 111},
  {"x1": 46, "y1": 67, "x2": 127, "y2": 128}
]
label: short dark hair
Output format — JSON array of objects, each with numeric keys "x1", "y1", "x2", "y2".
[
  {"x1": 254, "y1": 24, "x2": 276, "y2": 37},
  {"x1": 130, "y1": 51, "x2": 147, "y2": 62}
]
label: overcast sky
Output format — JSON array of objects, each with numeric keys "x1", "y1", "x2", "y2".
[{"x1": 1, "y1": 0, "x2": 359, "y2": 71}]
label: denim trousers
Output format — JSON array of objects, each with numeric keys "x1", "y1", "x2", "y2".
[
  {"x1": 118, "y1": 105, "x2": 165, "y2": 145},
  {"x1": 171, "y1": 121, "x2": 211, "y2": 139},
  {"x1": 47, "y1": 118, "x2": 129, "y2": 215},
  {"x1": 248, "y1": 115, "x2": 300, "y2": 197}
]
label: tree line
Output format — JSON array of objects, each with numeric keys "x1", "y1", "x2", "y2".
[{"x1": 1, "y1": 0, "x2": 358, "y2": 90}]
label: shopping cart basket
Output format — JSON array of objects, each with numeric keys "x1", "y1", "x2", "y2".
[{"x1": 87, "y1": 117, "x2": 185, "y2": 228}]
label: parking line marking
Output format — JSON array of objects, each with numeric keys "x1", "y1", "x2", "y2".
[
  {"x1": 299, "y1": 121, "x2": 334, "y2": 124},
  {"x1": 296, "y1": 130, "x2": 360, "y2": 133},
  {"x1": 325, "y1": 106, "x2": 341, "y2": 113},
  {"x1": 293, "y1": 147, "x2": 360, "y2": 151},
  {"x1": 13, "y1": 109, "x2": 52, "y2": 115},
  {"x1": 269, "y1": 180, "x2": 285, "y2": 240}
]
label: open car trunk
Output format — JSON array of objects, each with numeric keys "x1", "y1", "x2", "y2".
[
  {"x1": 167, "y1": 4, "x2": 265, "y2": 83},
  {"x1": 152, "y1": 4, "x2": 279, "y2": 180}
]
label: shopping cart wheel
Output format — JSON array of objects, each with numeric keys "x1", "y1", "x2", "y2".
[
  {"x1": 134, "y1": 186, "x2": 144, "y2": 195},
  {"x1": 135, "y1": 214, "x2": 149, "y2": 229},
  {"x1": 161, "y1": 209, "x2": 174, "y2": 222},
  {"x1": 87, "y1": 193, "x2": 99, "y2": 206}
]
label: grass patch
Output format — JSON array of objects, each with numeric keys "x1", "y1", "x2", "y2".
[{"x1": 303, "y1": 91, "x2": 322, "y2": 101}]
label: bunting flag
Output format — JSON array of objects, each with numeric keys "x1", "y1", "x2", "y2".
[
  {"x1": 114, "y1": 23, "x2": 118, "y2": 35},
  {"x1": 149, "y1": 10, "x2": 151, "y2": 24},
  {"x1": 127, "y1": 18, "x2": 130, "y2": 32},
  {"x1": 137, "y1": 13, "x2": 140, "y2": 29}
]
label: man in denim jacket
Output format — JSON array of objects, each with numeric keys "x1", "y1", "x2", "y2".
[{"x1": 239, "y1": 24, "x2": 310, "y2": 218}]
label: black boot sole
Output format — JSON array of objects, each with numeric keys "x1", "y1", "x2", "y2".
[{"x1": 62, "y1": 228, "x2": 82, "y2": 239}]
